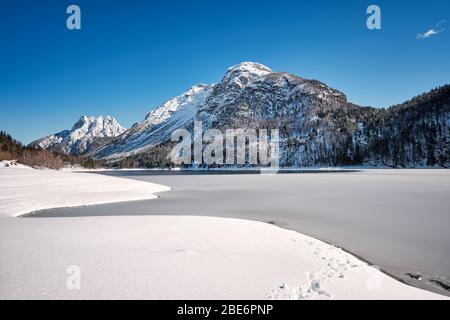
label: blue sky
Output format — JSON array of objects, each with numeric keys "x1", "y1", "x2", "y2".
[{"x1": 1, "y1": 0, "x2": 449, "y2": 144}]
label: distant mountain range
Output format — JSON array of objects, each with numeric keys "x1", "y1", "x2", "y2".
[{"x1": 30, "y1": 62, "x2": 450, "y2": 168}]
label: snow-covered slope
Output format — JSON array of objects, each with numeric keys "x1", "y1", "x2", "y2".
[
  {"x1": 95, "y1": 84, "x2": 214, "y2": 159},
  {"x1": 31, "y1": 115, "x2": 126, "y2": 155}
]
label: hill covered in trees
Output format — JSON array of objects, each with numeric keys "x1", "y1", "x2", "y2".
[{"x1": 0, "y1": 131, "x2": 99, "y2": 169}]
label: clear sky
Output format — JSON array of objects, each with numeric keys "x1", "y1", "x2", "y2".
[{"x1": 1, "y1": 0, "x2": 449, "y2": 144}]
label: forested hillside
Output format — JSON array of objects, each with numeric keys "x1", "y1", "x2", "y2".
[{"x1": 0, "y1": 131, "x2": 99, "y2": 169}]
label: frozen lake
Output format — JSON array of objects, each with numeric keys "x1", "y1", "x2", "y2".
[{"x1": 28, "y1": 169, "x2": 450, "y2": 296}]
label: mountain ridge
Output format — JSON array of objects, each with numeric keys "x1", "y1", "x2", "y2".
[{"x1": 30, "y1": 62, "x2": 450, "y2": 168}]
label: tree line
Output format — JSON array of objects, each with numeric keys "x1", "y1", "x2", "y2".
[{"x1": 0, "y1": 131, "x2": 100, "y2": 169}]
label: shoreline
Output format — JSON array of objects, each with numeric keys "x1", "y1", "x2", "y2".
[
  {"x1": 0, "y1": 166, "x2": 171, "y2": 218},
  {"x1": 28, "y1": 199, "x2": 450, "y2": 297},
  {"x1": 34, "y1": 168, "x2": 450, "y2": 296}
]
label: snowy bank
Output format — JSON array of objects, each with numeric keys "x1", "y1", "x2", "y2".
[
  {"x1": 0, "y1": 215, "x2": 446, "y2": 299},
  {"x1": 0, "y1": 166, "x2": 170, "y2": 217}
]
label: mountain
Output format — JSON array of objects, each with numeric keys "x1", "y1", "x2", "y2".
[
  {"x1": 30, "y1": 115, "x2": 125, "y2": 156},
  {"x1": 95, "y1": 62, "x2": 352, "y2": 161},
  {"x1": 31, "y1": 62, "x2": 450, "y2": 168}
]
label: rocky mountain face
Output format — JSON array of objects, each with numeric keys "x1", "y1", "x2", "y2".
[
  {"x1": 94, "y1": 62, "x2": 358, "y2": 162},
  {"x1": 30, "y1": 115, "x2": 125, "y2": 156},
  {"x1": 31, "y1": 62, "x2": 450, "y2": 168}
]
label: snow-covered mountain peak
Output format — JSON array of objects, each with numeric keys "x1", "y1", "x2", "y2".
[
  {"x1": 31, "y1": 115, "x2": 126, "y2": 155},
  {"x1": 70, "y1": 115, "x2": 125, "y2": 138},
  {"x1": 226, "y1": 62, "x2": 272, "y2": 75},
  {"x1": 221, "y1": 62, "x2": 273, "y2": 89}
]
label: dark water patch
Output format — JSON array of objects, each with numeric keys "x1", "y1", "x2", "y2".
[
  {"x1": 265, "y1": 220, "x2": 288, "y2": 228},
  {"x1": 405, "y1": 272, "x2": 422, "y2": 280},
  {"x1": 429, "y1": 279, "x2": 450, "y2": 291}
]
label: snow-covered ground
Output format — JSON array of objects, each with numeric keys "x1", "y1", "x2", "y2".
[
  {"x1": 0, "y1": 165, "x2": 447, "y2": 299},
  {"x1": 0, "y1": 165, "x2": 170, "y2": 217}
]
